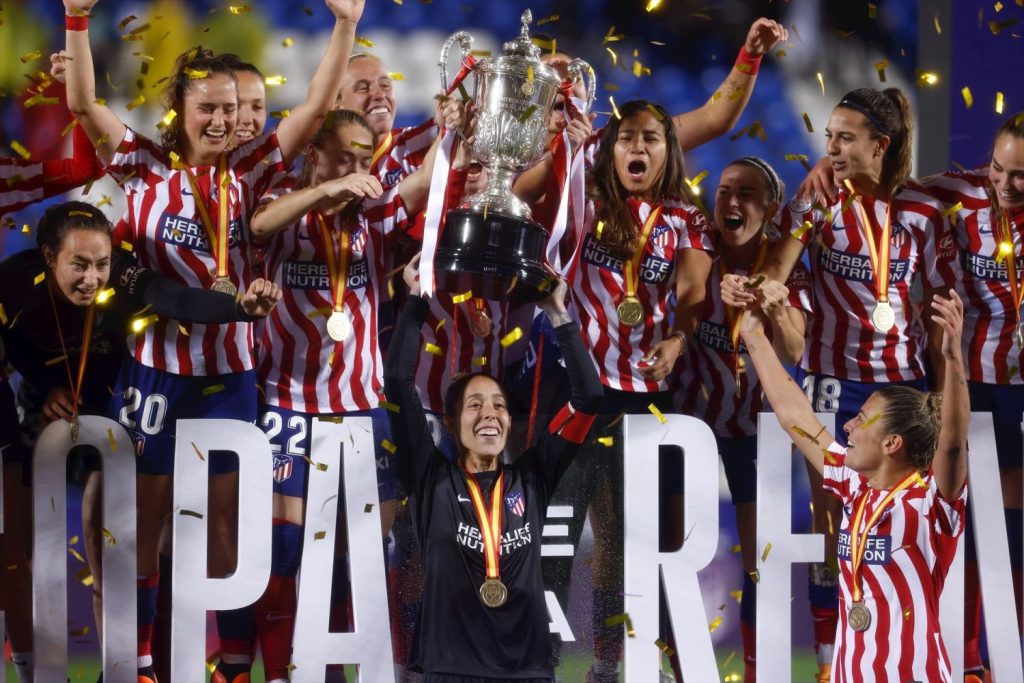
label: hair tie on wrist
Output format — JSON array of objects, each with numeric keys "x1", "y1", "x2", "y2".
[
  {"x1": 65, "y1": 13, "x2": 89, "y2": 31},
  {"x1": 734, "y1": 46, "x2": 763, "y2": 76}
]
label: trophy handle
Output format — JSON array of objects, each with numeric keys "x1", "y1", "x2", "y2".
[
  {"x1": 439, "y1": 31, "x2": 474, "y2": 96},
  {"x1": 566, "y1": 59, "x2": 597, "y2": 116}
]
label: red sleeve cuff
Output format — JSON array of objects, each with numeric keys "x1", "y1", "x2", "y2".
[{"x1": 548, "y1": 402, "x2": 597, "y2": 444}]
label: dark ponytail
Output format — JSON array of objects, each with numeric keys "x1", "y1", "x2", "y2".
[
  {"x1": 836, "y1": 87, "x2": 913, "y2": 198},
  {"x1": 37, "y1": 201, "x2": 112, "y2": 252}
]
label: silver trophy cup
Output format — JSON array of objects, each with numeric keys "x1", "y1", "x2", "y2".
[{"x1": 435, "y1": 10, "x2": 595, "y2": 302}]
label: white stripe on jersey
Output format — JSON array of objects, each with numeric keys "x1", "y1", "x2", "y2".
[
  {"x1": 258, "y1": 188, "x2": 408, "y2": 413},
  {"x1": 679, "y1": 241, "x2": 812, "y2": 436},
  {"x1": 0, "y1": 158, "x2": 44, "y2": 221},
  {"x1": 107, "y1": 127, "x2": 287, "y2": 375},
  {"x1": 569, "y1": 197, "x2": 713, "y2": 392},
  {"x1": 374, "y1": 120, "x2": 438, "y2": 190},
  {"x1": 782, "y1": 184, "x2": 959, "y2": 383},
  {"x1": 413, "y1": 296, "x2": 534, "y2": 413},
  {"x1": 823, "y1": 442, "x2": 965, "y2": 683},
  {"x1": 923, "y1": 169, "x2": 1024, "y2": 384}
]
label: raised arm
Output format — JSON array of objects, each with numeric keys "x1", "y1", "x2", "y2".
[
  {"x1": 249, "y1": 174, "x2": 382, "y2": 241},
  {"x1": 274, "y1": 0, "x2": 365, "y2": 166},
  {"x1": 740, "y1": 312, "x2": 830, "y2": 475},
  {"x1": 62, "y1": 0, "x2": 128, "y2": 163},
  {"x1": 671, "y1": 18, "x2": 787, "y2": 151},
  {"x1": 758, "y1": 279, "x2": 807, "y2": 365},
  {"x1": 396, "y1": 96, "x2": 467, "y2": 214},
  {"x1": 930, "y1": 289, "x2": 968, "y2": 500},
  {"x1": 722, "y1": 233, "x2": 806, "y2": 309}
]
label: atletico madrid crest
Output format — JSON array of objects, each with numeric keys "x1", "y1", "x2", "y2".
[
  {"x1": 273, "y1": 454, "x2": 294, "y2": 483},
  {"x1": 506, "y1": 491, "x2": 525, "y2": 517}
]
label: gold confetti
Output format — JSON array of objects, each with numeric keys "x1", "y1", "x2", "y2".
[
  {"x1": 961, "y1": 86, "x2": 974, "y2": 108},
  {"x1": 605, "y1": 47, "x2": 618, "y2": 66},
  {"x1": 823, "y1": 448, "x2": 839, "y2": 466},
  {"x1": 473, "y1": 356, "x2": 488, "y2": 366},
  {"x1": 867, "y1": 3, "x2": 877, "y2": 18},
  {"x1": 76, "y1": 565, "x2": 94, "y2": 587},
  {"x1": 126, "y1": 94, "x2": 146, "y2": 111},
  {"x1": 20, "y1": 50, "x2": 41, "y2": 64},
  {"x1": 729, "y1": 589, "x2": 743, "y2": 603},
  {"x1": 723, "y1": 650, "x2": 738, "y2": 668},
  {"x1": 934, "y1": 12, "x2": 942, "y2": 33},
  {"x1": 916, "y1": 70, "x2": 939, "y2": 86},
  {"x1": 379, "y1": 400, "x2": 400, "y2": 413},
  {"x1": 96, "y1": 195, "x2": 112, "y2": 207},
  {"x1": 191, "y1": 442, "x2": 206, "y2": 461},
  {"x1": 282, "y1": 37, "x2": 294, "y2": 47},
  {"x1": 903, "y1": 607, "x2": 912, "y2": 620},
  {"x1": 609, "y1": 96, "x2": 621, "y2": 119},
  {"x1": 605, "y1": 613, "x2": 635, "y2": 637},
  {"x1": 597, "y1": 435, "x2": 614, "y2": 447},
  {"x1": 451, "y1": 290, "x2": 473, "y2": 304},
  {"x1": 603, "y1": 25, "x2": 624, "y2": 43},
  {"x1": 9, "y1": 140, "x2": 30, "y2": 160},
  {"x1": 228, "y1": 5, "x2": 251, "y2": 14},
  {"x1": 264, "y1": 74, "x2": 286, "y2": 87},
  {"x1": 648, "y1": 403, "x2": 667, "y2": 424},
  {"x1": 364, "y1": 503, "x2": 374, "y2": 513},
  {"x1": 33, "y1": 271, "x2": 46, "y2": 285},
  {"x1": 709, "y1": 616, "x2": 723, "y2": 632},
  {"x1": 425, "y1": 342, "x2": 443, "y2": 355},
  {"x1": 989, "y1": 18, "x2": 1019, "y2": 34},
  {"x1": 130, "y1": 314, "x2": 158, "y2": 333},
  {"x1": 178, "y1": 325, "x2": 190, "y2": 336},
  {"x1": 381, "y1": 439, "x2": 397, "y2": 454},
  {"x1": 500, "y1": 327, "x2": 524, "y2": 347},
  {"x1": 68, "y1": 546, "x2": 86, "y2": 562},
  {"x1": 270, "y1": 110, "x2": 290, "y2": 119},
  {"x1": 518, "y1": 104, "x2": 538, "y2": 123},
  {"x1": 875, "y1": 60, "x2": 888, "y2": 82},
  {"x1": 313, "y1": 531, "x2": 326, "y2": 540},
  {"x1": 0, "y1": 304, "x2": 6, "y2": 326},
  {"x1": 355, "y1": 36, "x2": 375, "y2": 48},
  {"x1": 816, "y1": 72, "x2": 825, "y2": 96},
  {"x1": 761, "y1": 543, "x2": 772, "y2": 562},
  {"x1": 996, "y1": 91, "x2": 1005, "y2": 114},
  {"x1": 101, "y1": 528, "x2": 116, "y2": 545},
  {"x1": 45, "y1": 354, "x2": 68, "y2": 367},
  {"x1": 776, "y1": 49, "x2": 787, "y2": 58},
  {"x1": 21, "y1": 224, "x2": 29, "y2": 234},
  {"x1": 156, "y1": 110, "x2": 177, "y2": 130},
  {"x1": 996, "y1": 1, "x2": 1005, "y2": 10},
  {"x1": 645, "y1": 0, "x2": 663, "y2": 11},
  {"x1": 24, "y1": 94, "x2": 59, "y2": 108},
  {"x1": 941, "y1": 201, "x2": 964, "y2": 217},
  {"x1": 802, "y1": 112, "x2": 814, "y2": 133},
  {"x1": 119, "y1": 14, "x2": 138, "y2": 30},
  {"x1": 201, "y1": 383, "x2": 225, "y2": 397},
  {"x1": 537, "y1": 14, "x2": 559, "y2": 25},
  {"x1": 315, "y1": 462, "x2": 328, "y2": 472},
  {"x1": 350, "y1": 140, "x2": 371, "y2": 150},
  {"x1": 69, "y1": 625, "x2": 91, "y2": 637},
  {"x1": 184, "y1": 68, "x2": 209, "y2": 79},
  {"x1": 785, "y1": 154, "x2": 809, "y2": 162},
  {"x1": 596, "y1": 220, "x2": 605, "y2": 238},
  {"x1": 654, "y1": 638, "x2": 675, "y2": 657},
  {"x1": 1007, "y1": 366, "x2": 1019, "y2": 380},
  {"x1": 107, "y1": 428, "x2": 117, "y2": 451}
]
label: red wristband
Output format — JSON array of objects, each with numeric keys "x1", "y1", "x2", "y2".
[
  {"x1": 734, "y1": 46, "x2": 762, "y2": 76},
  {"x1": 65, "y1": 13, "x2": 89, "y2": 30}
]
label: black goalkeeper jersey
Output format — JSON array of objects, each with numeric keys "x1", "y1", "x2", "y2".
[{"x1": 384, "y1": 295, "x2": 601, "y2": 678}]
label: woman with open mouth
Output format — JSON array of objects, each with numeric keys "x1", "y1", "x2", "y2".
[
  {"x1": 60, "y1": 0, "x2": 366, "y2": 679},
  {"x1": 721, "y1": 87, "x2": 960, "y2": 681},
  {"x1": 677, "y1": 156, "x2": 811, "y2": 682},
  {"x1": 383, "y1": 255, "x2": 601, "y2": 681}
]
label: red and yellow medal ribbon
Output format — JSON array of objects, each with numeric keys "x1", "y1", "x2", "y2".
[
  {"x1": 622, "y1": 205, "x2": 663, "y2": 302},
  {"x1": 183, "y1": 154, "x2": 230, "y2": 281},
  {"x1": 463, "y1": 467, "x2": 505, "y2": 581},
  {"x1": 852, "y1": 198, "x2": 892, "y2": 306},
  {"x1": 849, "y1": 469, "x2": 918, "y2": 603},
  {"x1": 370, "y1": 130, "x2": 394, "y2": 168},
  {"x1": 314, "y1": 212, "x2": 351, "y2": 315},
  {"x1": 996, "y1": 212, "x2": 1024, "y2": 329},
  {"x1": 46, "y1": 288, "x2": 97, "y2": 423}
]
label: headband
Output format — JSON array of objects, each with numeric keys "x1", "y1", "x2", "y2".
[
  {"x1": 837, "y1": 98, "x2": 892, "y2": 137},
  {"x1": 732, "y1": 156, "x2": 782, "y2": 203}
]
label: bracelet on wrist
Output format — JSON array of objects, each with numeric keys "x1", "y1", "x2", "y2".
[
  {"x1": 668, "y1": 329, "x2": 687, "y2": 349},
  {"x1": 65, "y1": 13, "x2": 89, "y2": 30},
  {"x1": 734, "y1": 46, "x2": 763, "y2": 75}
]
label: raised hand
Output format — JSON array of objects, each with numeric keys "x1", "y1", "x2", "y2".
[
  {"x1": 50, "y1": 51, "x2": 68, "y2": 84},
  {"x1": 241, "y1": 278, "x2": 282, "y2": 318},
  {"x1": 744, "y1": 18, "x2": 788, "y2": 56},
  {"x1": 403, "y1": 252, "x2": 422, "y2": 297},
  {"x1": 565, "y1": 110, "x2": 595, "y2": 156},
  {"x1": 325, "y1": 0, "x2": 365, "y2": 23},
  {"x1": 537, "y1": 263, "x2": 569, "y2": 323},
  {"x1": 758, "y1": 279, "x2": 790, "y2": 323},
  {"x1": 721, "y1": 273, "x2": 759, "y2": 310},
  {"x1": 64, "y1": 0, "x2": 98, "y2": 15},
  {"x1": 319, "y1": 173, "x2": 383, "y2": 206},
  {"x1": 931, "y1": 289, "x2": 965, "y2": 361},
  {"x1": 794, "y1": 157, "x2": 837, "y2": 207}
]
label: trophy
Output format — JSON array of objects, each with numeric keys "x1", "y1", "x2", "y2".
[{"x1": 435, "y1": 10, "x2": 595, "y2": 303}]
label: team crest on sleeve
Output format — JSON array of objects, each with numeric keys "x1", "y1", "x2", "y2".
[
  {"x1": 690, "y1": 209, "x2": 711, "y2": 231},
  {"x1": 506, "y1": 491, "x2": 525, "y2": 517},
  {"x1": 383, "y1": 168, "x2": 403, "y2": 188},
  {"x1": 273, "y1": 454, "x2": 294, "y2": 483}
]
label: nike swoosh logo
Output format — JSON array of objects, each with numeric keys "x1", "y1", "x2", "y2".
[{"x1": 457, "y1": 494, "x2": 471, "y2": 503}]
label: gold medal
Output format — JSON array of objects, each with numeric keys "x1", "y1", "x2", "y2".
[
  {"x1": 479, "y1": 577, "x2": 508, "y2": 608},
  {"x1": 211, "y1": 276, "x2": 237, "y2": 297},
  {"x1": 617, "y1": 296, "x2": 644, "y2": 328},
  {"x1": 326, "y1": 310, "x2": 352, "y2": 342},
  {"x1": 848, "y1": 602, "x2": 871, "y2": 632},
  {"x1": 871, "y1": 301, "x2": 895, "y2": 331},
  {"x1": 70, "y1": 415, "x2": 80, "y2": 443},
  {"x1": 1017, "y1": 321, "x2": 1024, "y2": 350}
]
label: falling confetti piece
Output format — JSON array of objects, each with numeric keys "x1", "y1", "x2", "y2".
[
  {"x1": 20, "y1": 50, "x2": 41, "y2": 64},
  {"x1": 500, "y1": 327, "x2": 524, "y2": 347},
  {"x1": 119, "y1": 14, "x2": 138, "y2": 30},
  {"x1": 101, "y1": 528, "x2": 116, "y2": 545},
  {"x1": 941, "y1": 201, "x2": 964, "y2": 217},
  {"x1": 916, "y1": 70, "x2": 939, "y2": 86},
  {"x1": 823, "y1": 448, "x2": 839, "y2": 465},
  {"x1": 313, "y1": 531, "x2": 326, "y2": 540},
  {"x1": 180, "y1": 509, "x2": 203, "y2": 519},
  {"x1": 792, "y1": 425, "x2": 820, "y2": 443},
  {"x1": 315, "y1": 462, "x2": 328, "y2": 472},
  {"x1": 709, "y1": 616, "x2": 723, "y2": 632},
  {"x1": 648, "y1": 403, "x2": 667, "y2": 424},
  {"x1": 723, "y1": 650, "x2": 738, "y2": 668},
  {"x1": 126, "y1": 94, "x2": 146, "y2": 111},
  {"x1": 802, "y1": 113, "x2": 814, "y2": 133},
  {"x1": 996, "y1": 1, "x2": 1005, "y2": 10},
  {"x1": 867, "y1": 3, "x2": 877, "y2": 18},
  {"x1": 9, "y1": 140, "x2": 30, "y2": 160},
  {"x1": 645, "y1": 0, "x2": 663, "y2": 11},
  {"x1": 264, "y1": 74, "x2": 287, "y2": 87},
  {"x1": 107, "y1": 428, "x2": 117, "y2": 451},
  {"x1": 538, "y1": 14, "x2": 559, "y2": 25},
  {"x1": 156, "y1": 110, "x2": 177, "y2": 130},
  {"x1": 202, "y1": 383, "x2": 225, "y2": 396},
  {"x1": 24, "y1": 94, "x2": 59, "y2": 108},
  {"x1": 816, "y1": 72, "x2": 825, "y2": 95},
  {"x1": 605, "y1": 613, "x2": 635, "y2": 637},
  {"x1": 729, "y1": 589, "x2": 743, "y2": 602},
  {"x1": 33, "y1": 271, "x2": 45, "y2": 285},
  {"x1": 130, "y1": 313, "x2": 159, "y2": 333},
  {"x1": 68, "y1": 546, "x2": 86, "y2": 562},
  {"x1": 270, "y1": 110, "x2": 290, "y2": 119},
  {"x1": 749, "y1": 569, "x2": 760, "y2": 583},
  {"x1": 961, "y1": 86, "x2": 974, "y2": 108},
  {"x1": 609, "y1": 96, "x2": 621, "y2": 119},
  {"x1": 364, "y1": 503, "x2": 374, "y2": 513},
  {"x1": 45, "y1": 354, "x2": 68, "y2": 367},
  {"x1": 388, "y1": 71, "x2": 406, "y2": 81},
  {"x1": 379, "y1": 400, "x2": 400, "y2": 413},
  {"x1": 228, "y1": 5, "x2": 251, "y2": 14},
  {"x1": 76, "y1": 565, "x2": 94, "y2": 587},
  {"x1": 185, "y1": 68, "x2": 209, "y2": 79},
  {"x1": 996, "y1": 91, "x2": 1005, "y2": 114},
  {"x1": 191, "y1": 442, "x2": 206, "y2": 461},
  {"x1": 381, "y1": 439, "x2": 397, "y2": 454},
  {"x1": 934, "y1": 13, "x2": 942, "y2": 33},
  {"x1": 425, "y1": 342, "x2": 443, "y2": 355},
  {"x1": 990, "y1": 18, "x2": 1019, "y2": 34},
  {"x1": 597, "y1": 435, "x2": 614, "y2": 447},
  {"x1": 282, "y1": 37, "x2": 294, "y2": 47},
  {"x1": 875, "y1": 59, "x2": 888, "y2": 82},
  {"x1": 654, "y1": 638, "x2": 675, "y2": 657},
  {"x1": 69, "y1": 626, "x2": 91, "y2": 637},
  {"x1": 355, "y1": 36, "x2": 375, "y2": 48}
]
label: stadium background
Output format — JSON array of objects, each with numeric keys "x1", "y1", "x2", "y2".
[{"x1": 0, "y1": 0, "x2": 1020, "y2": 679}]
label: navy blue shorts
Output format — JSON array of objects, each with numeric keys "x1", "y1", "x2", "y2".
[
  {"x1": 109, "y1": 359, "x2": 257, "y2": 476},
  {"x1": 258, "y1": 404, "x2": 403, "y2": 502},
  {"x1": 968, "y1": 381, "x2": 1024, "y2": 470},
  {"x1": 796, "y1": 371, "x2": 928, "y2": 446},
  {"x1": 718, "y1": 434, "x2": 758, "y2": 504}
]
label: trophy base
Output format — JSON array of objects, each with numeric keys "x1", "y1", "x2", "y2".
[{"x1": 435, "y1": 208, "x2": 552, "y2": 304}]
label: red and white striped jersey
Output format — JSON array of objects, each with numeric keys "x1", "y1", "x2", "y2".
[
  {"x1": 781, "y1": 184, "x2": 958, "y2": 383},
  {"x1": 412, "y1": 295, "x2": 535, "y2": 413},
  {"x1": 107, "y1": 128, "x2": 287, "y2": 375},
  {"x1": 374, "y1": 120, "x2": 438, "y2": 190},
  {"x1": 678, "y1": 238, "x2": 812, "y2": 436},
  {"x1": 1, "y1": 159, "x2": 47, "y2": 223},
  {"x1": 823, "y1": 441, "x2": 966, "y2": 683},
  {"x1": 922, "y1": 169, "x2": 1024, "y2": 384},
  {"x1": 258, "y1": 188, "x2": 409, "y2": 413},
  {"x1": 568, "y1": 197, "x2": 714, "y2": 392}
]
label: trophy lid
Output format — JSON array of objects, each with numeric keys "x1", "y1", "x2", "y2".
[{"x1": 502, "y1": 10, "x2": 541, "y2": 60}]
